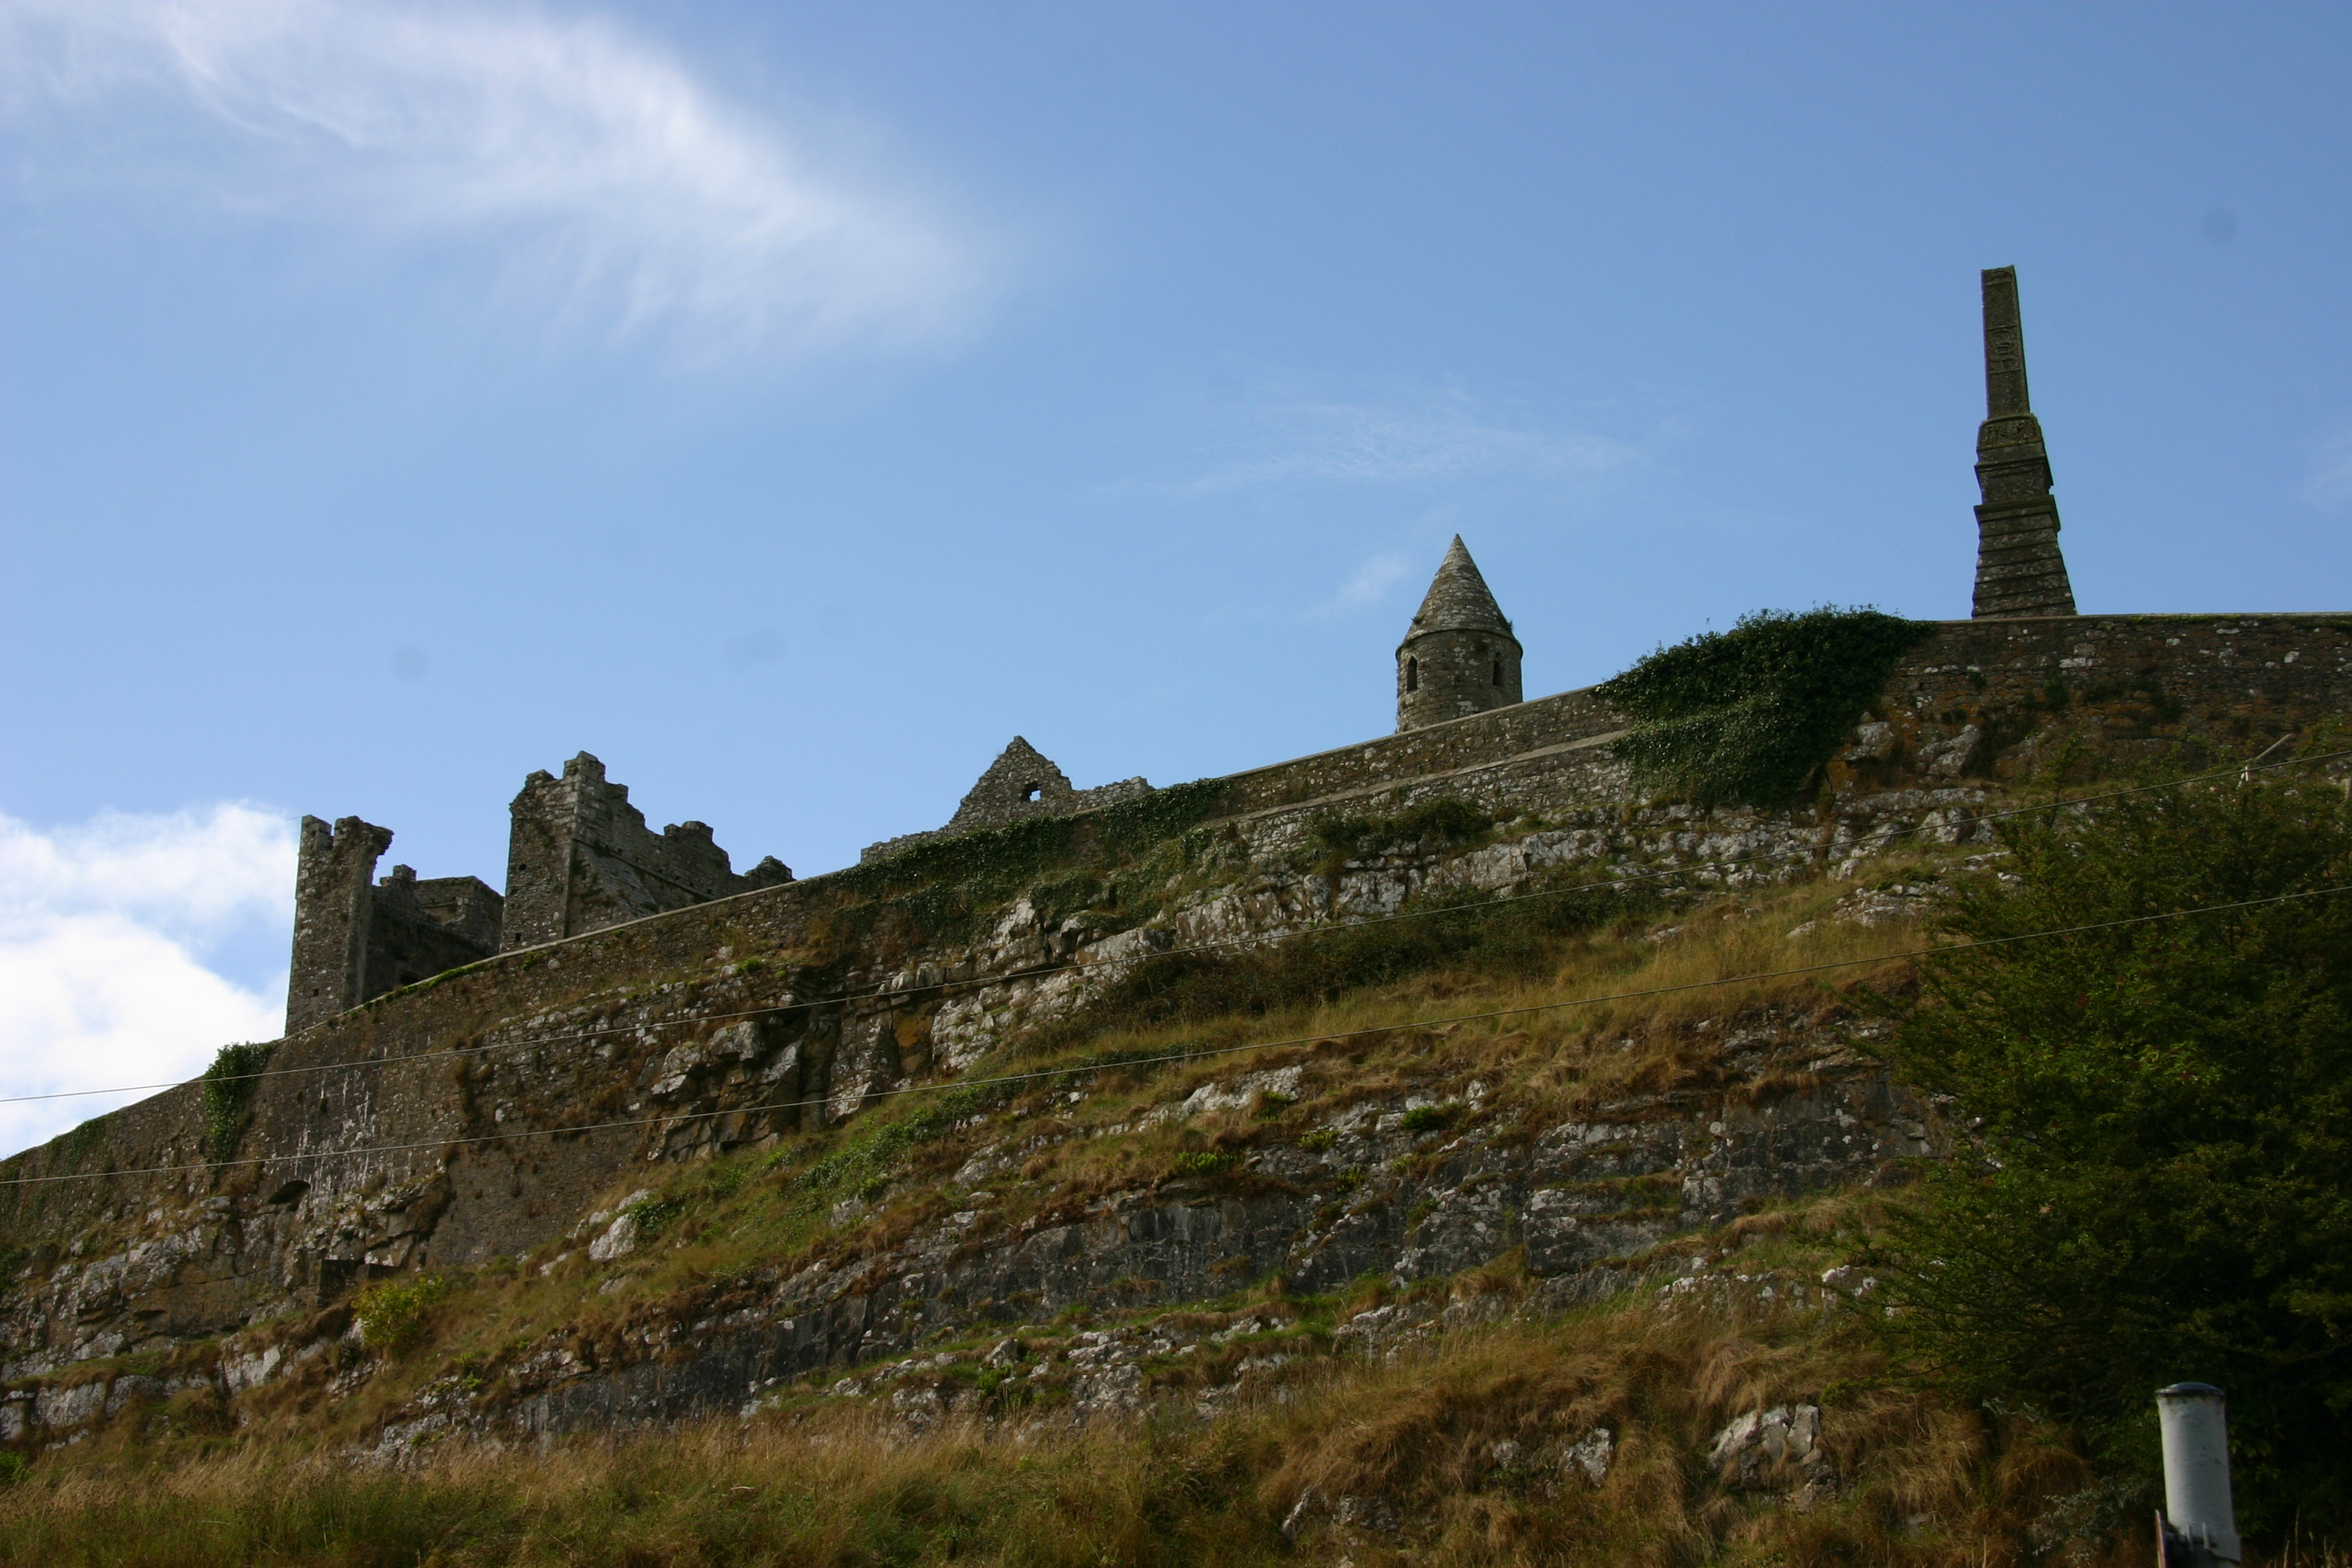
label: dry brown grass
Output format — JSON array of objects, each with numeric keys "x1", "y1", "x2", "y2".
[
  {"x1": 0, "y1": 1284, "x2": 2184, "y2": 1568},
  {"x1": 169, "y1": 871, "x2": 1953, "y2": 1456}
]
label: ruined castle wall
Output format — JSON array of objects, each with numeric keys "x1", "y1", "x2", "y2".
[
  {"x1": 1219, "y1": 686, "x2": 1626, "y2": 816},
  {"x1": 7, "y1": 612, "x2": 2350, "y2": 1375},
  {"x1": 503, "y1": 754, "x2": 778, "y2": 950},
  {"x1": 287, "y1": 823, "x2": 505, "y2": 1035},
  {"x1": 358, "y1": 872, "x2": 503, "y2": 1001},
  {"x1": 412, "y1": 877, "x2": 504, "y2": 954},
  {"x1": 285, "y1": 818, "x2": 394, "y2": 1035},
  {"x1": 1221, "y1": 613, "x2": 2352, "y2": 825}
]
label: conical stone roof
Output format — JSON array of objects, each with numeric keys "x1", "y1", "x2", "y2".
[{"x1": 1402, "y1": 535, "x2": 1514, "y2": 643}]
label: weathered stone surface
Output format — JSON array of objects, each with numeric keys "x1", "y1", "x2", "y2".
[
  {"x1": 502, "y1": 752, "x2": 789, "y2": 951},
  {"x1": 862, "y1": 737, "x2": 1151, "y2": 864},
  {"x1": 1972, "y1": 266, "x2": 2076, "y2": 619},
  {"x1": 1397, "y1": 536, "x2": 1524, "y2": 732},
  {"x1": 286, "y1": 818, "x2": 502, "y2": 1034}
]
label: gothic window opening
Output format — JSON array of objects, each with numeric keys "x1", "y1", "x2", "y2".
[
  {"x1": 1406, "y1": 657, "x2": 1419, "y2": 692},
  {"x1": 1491, "y1": 657, "x2": 1503, "y2": 687}
]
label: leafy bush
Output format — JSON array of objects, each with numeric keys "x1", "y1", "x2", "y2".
[
  {"x1": 1308, "y1": 798, "x2": 1494, "y2": 867},
  {"x1": 201, "y1": 1043, "x2": 275, "y2": 1165},
  {"x1": 622, "y1": 1195, "x2": 683, "y2": 1243},
  {"x1": 787, "y1": 1083, "x2": 1008, "y2": 1200},
  {"x1": 1872, "y1": 769, "x2": 2352, "y2": 1538},
  {"x1": 1169, "y1": 1151, "x2": 1235, "y2": 1177},
  {"x1": 352, "y1": 1272, "x2": 455, "y2": 1354},
  {"x1": 1596, "y1": 606, "x2": 1934, "y2": 808},
  {"x1": 1400, "y1": 1103, "x2": 1462, "y2": 1135}
]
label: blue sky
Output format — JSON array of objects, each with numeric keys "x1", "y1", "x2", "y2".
[{"x1": 2, "y1": 2, "x2": 2349, "y2": 1148}]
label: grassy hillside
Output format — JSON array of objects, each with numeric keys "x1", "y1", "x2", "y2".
[{"x1": 5, "y1": 777, "x2": 2346, "y2": 1567}]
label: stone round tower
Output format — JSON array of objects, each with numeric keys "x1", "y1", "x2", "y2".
[{"x1": 1396, "y1": 535, "x2": 1523, "y2": 731}]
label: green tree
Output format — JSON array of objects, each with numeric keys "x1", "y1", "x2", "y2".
[{"x1": 1874, "y1": 770, "x2": 2352, "y2": 1537}]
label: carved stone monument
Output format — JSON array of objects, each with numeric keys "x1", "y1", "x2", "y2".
[{"x1": 1971, "y1": 266, "x2": 2078, "y2": 618}]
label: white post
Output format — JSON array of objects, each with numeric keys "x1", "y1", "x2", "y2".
[{"x1": 2157, "y1": 1382, "x2": 2240, "y2": 1566}]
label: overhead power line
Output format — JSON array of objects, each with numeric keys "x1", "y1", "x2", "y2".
[
  {"x1": 4, "y1": 878, "x2": 2344, "y2": 1188},
  {"x1": 5, "y1": 742, "x2": 2343, "y2": 1111}
]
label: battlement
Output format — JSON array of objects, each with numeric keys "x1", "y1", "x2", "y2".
[
  {"x1": 284, "y1": 820, "x2": 504, "y2": 1034},
  {"x1": 287, "y1": 755, "x2": 790, "y2": 1031},
  {"x1": 501, "y1": 752, "x2": 792, "y2": 950}
]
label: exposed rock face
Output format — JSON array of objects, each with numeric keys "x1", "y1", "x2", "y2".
[
  {"x1": 5, "y1": 612, "x2": 2350, "y2": 1450},
  {"x1": 0, "y1": 1000, "x2": 1926, "y2": 1452}
]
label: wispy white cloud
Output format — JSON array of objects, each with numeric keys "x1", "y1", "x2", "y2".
[
  {"x1": 0, "y1": 0, "x2": 994, "y2": 364},
  {"x1": 2303, "y1": 421, "x2": 2352, "y2": 511},
  {"x1": 0, "y1": 804, "x2": 294, "y2": 1158},
  {"x1": 1305, "y1": 551, "x2": 1414, "y2": 620},
  {"x1": 1179, "y1": 391, "x2": 1639, "y2": 494}
]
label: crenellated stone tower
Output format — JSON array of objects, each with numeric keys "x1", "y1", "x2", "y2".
[
  {"x1": 1971, "y1": 266, "x2": 2077, "y2": 618},
  {"x1": 284, "y1": 816, "x2": 503, "y2": 1034},
  {"x1": 1396, "y1": 536, "x2": 1523, "y2": 731}
]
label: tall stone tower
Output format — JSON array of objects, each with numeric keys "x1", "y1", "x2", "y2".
[
  {"x1": 1396, "y1": 536, "x2": 1523, "y2": 731},
  {"x1": 1971, "y1": 266, "x2": 2078, "y2": 618}
]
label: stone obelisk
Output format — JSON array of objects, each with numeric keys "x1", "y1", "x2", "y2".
[{"x1": 1970, "y1": 266, "x2": 2077, "y2": 617}]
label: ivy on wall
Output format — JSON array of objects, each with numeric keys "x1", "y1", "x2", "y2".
[
  {"x1": 825, "y1": 778, "x2": 1233, "y2": 942},
  {"x1": 201, "y1": 1043, "x2": 276, "y2": 1165},
  {"x1": 1595, "y1": 607, "x2": 1935, "y2": 808}
]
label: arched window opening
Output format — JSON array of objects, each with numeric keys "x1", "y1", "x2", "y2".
[
  {"x1": 1491, "y1": 657, "x2": 1503, "y2": 687},
  {"x1": 1405, "y1": 657, "x2": 1419, "y2": 693},
  {"x1": 1022, "y1": 783, "x2": 1043, "y2": 803}
]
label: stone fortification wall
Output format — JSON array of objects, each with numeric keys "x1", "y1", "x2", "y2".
[
  {"x1": 1220, "y1": 686, "x2": 1625, "y2": 816},
  {"x1": 501, "y1": 753, "x2": 791, "y2": 950},
  {"x1": 285, "y1": 818, "x2": 503, "y2": 1035},
  {"x1": 1841, "y1": 613, "x2": 2352, "y2": 794},
  {"x1": 1217, "y1": 612, "x2": 2352, "y2": 824},
  {"x1": 5, "y1": 611, "x2": 2349, "y2": 1381},
  {"x1": 357, "y1": 870, "x2": 503, "y2": 1013}
]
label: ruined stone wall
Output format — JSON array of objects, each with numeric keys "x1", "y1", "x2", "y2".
[
  {"x1": 359, "y1": 871, "x2": 504, "y2": 1002},
  {"x1": 285, "y1": 819, "x2": 503, "y2": 1035},
  {"x1": 502, "y1": 753, "x2": 790, "y2": 950},
  {"x1": 285, "y1": 817, "x2": 393, "y2": 1035},
  {"x1": 7, "y1": 611, "x2": 2350, "y2": 1382},
  {"x1": 1841, "y1": 613, "x2": 2352, "y2": 792},
  {"x1": 1219, "y1": 612, "x2": 2352, "y2": 823},
  {"x1": 863, "y1": 737, "x2": 1152, "y2": 864}
]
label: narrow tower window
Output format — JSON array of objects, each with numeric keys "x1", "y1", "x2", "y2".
[
  {"x1": 1491, "y1": 657, "x2": 1502, "y2": 687},
  {"x1": 1406, "y1": 657, "x2": 1419, "y2": 693}
]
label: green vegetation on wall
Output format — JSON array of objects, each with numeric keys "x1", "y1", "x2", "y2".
[
  {"x1": 1596, "y1": 606, "x2": 1935, "y2": 808},
  {"x1": 352, "y1": 1272, "x2": 455, "y2": 1354},
  {"x1": 826, "y1": 779, "x2": 1232, "y2": 942},
  {"x1": 201, "y1": 1043, "x2": 276, "y2": 1166},
  {"x1": 1305, "y1": 797, "x2": 1494, "y2": 871},
  {"x1": 1034, "y1": 870, "x2": 1653, "y2": 1051}
]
